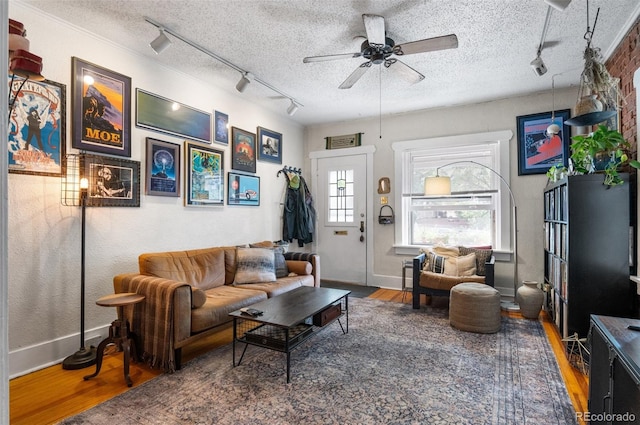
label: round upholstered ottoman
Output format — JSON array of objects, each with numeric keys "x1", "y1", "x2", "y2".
[{"x1": 449, "y1": 282, "x2": 501, "y2": 333}]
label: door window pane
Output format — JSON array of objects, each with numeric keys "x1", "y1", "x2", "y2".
[{"x1": 328, "y1": 168, "x2": 355, "y2": 223}]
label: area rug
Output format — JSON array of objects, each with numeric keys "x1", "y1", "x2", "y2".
[{"x1": 59, "y1": 298, "x2": 577, "y2": 425}]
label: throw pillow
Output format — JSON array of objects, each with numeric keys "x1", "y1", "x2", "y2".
[
  {"x1": 426, "y1": 251, "x2": 447, "y2": 274},
  {"x1": 286, "y1": 260, "x2": 312, "y2": 275},
  {"x1": 191, "y1": 287, "x2": 206, "y2": 309},
  {"x1": 234, "y1": 247, "x2": 276, "y2": 284},
  {"x1": 443, "y1": 253, "x2": 477, "y2": 276},
  {"x1": 273, "y1": 246, "x2": 289, "y2": 278},
  {"x1": 432, "y1": 244, "x2": 460, "y2": 257},
  {"x1": 459, "y1": 246, "x2": 493, "y2": 276}
]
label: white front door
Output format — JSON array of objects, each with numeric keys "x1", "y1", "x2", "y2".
[{"x1": 316, "y1": 154, "x2": 367, "y2": 284}]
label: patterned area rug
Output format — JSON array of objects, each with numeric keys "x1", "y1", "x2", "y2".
[{"x1": 59, "y1": 298, "x2": 577, "y2": 425}]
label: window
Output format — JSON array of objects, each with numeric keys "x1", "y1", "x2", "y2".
[
  {"x1": 392, "y1": 131, "x2": 513, "y2": 252},
  {"x1": 328, "y1": 168, "x2": 354, "y2": 223}
]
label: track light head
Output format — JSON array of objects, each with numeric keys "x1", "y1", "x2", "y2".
[
  {"x1": 544, "y1": 0, "x2": 571, "y2": 11},
  {"x1": 530, "y1": 55, "x2": 547, "y2": 76},
  {"x1": 236, "y1": 73, "x2": 251, "y2": 92},
  {"x1": 286, "y1": 100, "x2": 299, "y2": 116},
  {"x1": 150, "y1": 29, "x2": 171, "y2": 54}
]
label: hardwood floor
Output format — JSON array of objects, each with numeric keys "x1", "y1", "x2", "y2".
[{"x1": 10, "y1": 289, "x2": 588, "y2": 425}]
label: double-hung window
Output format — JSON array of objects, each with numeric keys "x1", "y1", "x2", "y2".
[{"x1": 393, "y1": 131, "x2": 514, "y2": 253}]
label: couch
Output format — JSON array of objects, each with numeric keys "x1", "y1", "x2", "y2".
[
  {"x1": 412, "y1": 245, "x2": 494, "y2": 309},
  {"x1": 113, "y1": 241, "x2": 320, "y2": 372}
]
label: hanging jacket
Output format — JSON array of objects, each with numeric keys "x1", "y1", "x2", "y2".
[{"x1": 283, "y1": 174, "x2": 316, "y2": 247}]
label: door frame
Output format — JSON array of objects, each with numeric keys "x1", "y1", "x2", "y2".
[{"x1": 310, "y1": 145, "x2": 376, "y2": 286}]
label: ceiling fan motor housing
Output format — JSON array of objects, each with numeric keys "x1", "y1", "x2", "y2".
[{"x1": 361, "y1": 37, "x2": 395, "y2": 64}]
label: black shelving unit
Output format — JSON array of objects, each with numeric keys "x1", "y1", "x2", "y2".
[{"x1": 543, "y1": 174, "x2": 633, "y2": 338}]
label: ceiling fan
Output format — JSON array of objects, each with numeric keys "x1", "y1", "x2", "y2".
[{"x1": 303, "y1": 14, "x2": 458, "y2": 89}]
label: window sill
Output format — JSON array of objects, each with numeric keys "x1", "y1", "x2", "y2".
[{"x1": 393, "y1": 245, "x2": 512, "y2": 262}]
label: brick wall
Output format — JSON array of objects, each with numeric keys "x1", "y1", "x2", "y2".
[{"x1": 606, "y1": 16, "x2": 640, "y2": 149}]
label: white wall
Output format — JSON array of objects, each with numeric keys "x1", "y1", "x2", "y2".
[
  {"x1": 304, "y1": 86, "x2": 579, "y2": 294},
  {"x1": 8, "y1": 3, "x2": 305, "y2": 377}
]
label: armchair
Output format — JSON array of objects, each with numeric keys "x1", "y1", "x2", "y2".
[{"x1": 412, "y1": 251, "x2": 495, "y2": 309}]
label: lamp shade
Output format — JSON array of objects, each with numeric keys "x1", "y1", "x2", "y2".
[{"x1": 424, "y1": 176, "x2": 451, "y2": 196}]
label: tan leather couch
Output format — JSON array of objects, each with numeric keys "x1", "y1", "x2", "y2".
[{"x1": 113, "y1": 241, "x2": 320, "y2": 371}]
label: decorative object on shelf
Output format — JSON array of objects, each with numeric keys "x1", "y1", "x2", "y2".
[
  {"x1": 564, "y1": 2, "x2": 618, "y2": 127},
  {"x1": 185, "y1": 141, "x2": 224, "y2": 206},
  {"x1": 136, "y1": 88, "x2": 211, "y2": 144},
  {"x1": 257, "y1": 126, "x2": 282, "y2": 164},
  {"x1": 424, "y1": 160, "x2": 519, "y2": 312},
  {"x1": 145, "y1": 137, "x2": 180, "y2": 197},
  {"x1": 516, "y1": 281, "x2": 545, "y2": 319},
  {"x1": 516, "y1": 110, "x2": 571, "y2": 176},
  {"x1": 325, "y1": 133, "x2": 362, "y2": 150},
  {"x1": 71, "y1": 57, "x2": 131, "y2": 157},
  {"x1": 60, "y1": 153, "x2": 101, "y2": 370},
  {"x1": 231, "y1": 127, "x2": 256, "y2": 173},
  {"x1": 569, "y1": 125, "x2": 639, "y2": 186},
  {"x1": 8, "y1": 77, "x2": 65, "y2": 176},
  {"x1": 227, "y1": 172, "x2": 260, "y2": 206},
  {"x1": 214, "y1": 110, "x2": 229, "y2": 145}
]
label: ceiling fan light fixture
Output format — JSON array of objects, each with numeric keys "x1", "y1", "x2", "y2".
[
  {"x1": 235, "y1": 73, "x2": 251, "y2": 93},
  {"x1": 150, "y1": 28, "x2": 171, "y2": 54},
  {"x1": 286, "y1": 100, "x2": 299, "y2": 116}
]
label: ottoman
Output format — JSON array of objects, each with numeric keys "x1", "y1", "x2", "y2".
[{"x1": 449, "y1": 282, "x2": 501, "y2": 333}]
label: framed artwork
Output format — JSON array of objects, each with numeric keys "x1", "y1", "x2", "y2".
[
  {"x1": 145, "y1": 137, "x2": 180, "y2": 197},
  {"x1": 214, "y1": 110, "x2": 229, "y2": 145},
  {"x1": 185, "y1": 142, "x2": 224, "y2": 206},
  {"x1": 71, "y1": 57, "x2": 131, "y2": 157},
  {"x1": 8, "y1": 77, "x2": 66, "y2": 176},
  {"x1": 83, "y1": 154, "x2": 140, "y2": 207},
  {"x1": 325, "y1": 133, "x2": 362, "y2": 149},
  {"x1": 231, "y1": 127, "x2": 256, "y2": 173},
  {"x1": 136, "y1": 89, "x2": 211, "y2": 143},
  {"x1": 257, "y1": 126, "x2": 282, "y2": 164},
  {"x1": 227, "y1": 172, "x2": 260, "y2": 206},
  {"x1": 517, "y1": 109, "x2": 571, "y2": 176}
]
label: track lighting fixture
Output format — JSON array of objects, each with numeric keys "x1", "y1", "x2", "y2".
[
  {"x1": 150, "y1": 28, "x2": 172, "y2": 54},
  {"x1": 235, "y1": 73, "x2": 251, "y2": 93},
  {"x1": 544, "y1": 0, "x2": 572, "y2": 12},
  {"x1": 286, "y1": 100, "x2": 299, "y2": 116},
  {"x1": 530, "y1": 54, "x2": 547, "y2": 76}
]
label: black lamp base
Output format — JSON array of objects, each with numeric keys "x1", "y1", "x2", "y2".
[{"x1": 62, "y1": 346, "x2": 97, "y2": 370}]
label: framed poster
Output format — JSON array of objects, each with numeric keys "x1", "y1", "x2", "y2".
[
  {"x1": 8, "y1": 77, "x2": 66, "y2": 176},
  {"x1": 71, "y1": 57, "x2": 131, "y2": 157},
  {"x1": 136, "y1": 89, "x2": 211, "y2": 143},
  {"x1": 185, "y1": 142, "x2": 224, "y2": 206},
  {"x1": 227, "y1": 172, "x2": 260, "y2": 206},
  {"x1": 257, "y1": 126, "x2": 282, "y2": 164},
  {"x1": 517, "y1": 109, "x2": 571, "y2": 176},
  {"x1": 231, "y1": 127, "x2": 256, "y2": 173},
  {"x1": 325, "y1": 133, "x2": 362, "y2": 149},
  {"x1": 214, "y1": 110, "x2": 229, "y2": 145},
  {"x1": 82, "y1": 154, "x2": 140, "y2": 207},
  {"x1": 145, "y1": 137, "x2": 180, "y2": 197}
]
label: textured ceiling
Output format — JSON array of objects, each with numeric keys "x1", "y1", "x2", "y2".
[{"x1": 17, "y1": 0, "x2": 640, "y2": 126}]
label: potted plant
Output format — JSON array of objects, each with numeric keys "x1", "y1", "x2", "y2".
[{"x1": 569, "y1": 125, "x2": 640, "y2": 186}]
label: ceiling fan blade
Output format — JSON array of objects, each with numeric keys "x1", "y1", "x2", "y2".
[
  {"x1": 339, "y1": 62, "x2": 372, "y2": 89},
  {"x1": 303, "y1": 52, "x2": 362, "y2": 63},
  {"x1": 386, "y1": 59, "x2": 425, "y2": 85},
  {"x1": 394, "y1": 34, "x2": 459, "y2": 56},
  {"x1": 362, "y1": 14, "x2": 386, "y2": 46}
]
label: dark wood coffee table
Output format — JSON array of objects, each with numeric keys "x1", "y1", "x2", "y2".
[{"x1": 229, "y1": 286, "x2": 350, "y2": 383}]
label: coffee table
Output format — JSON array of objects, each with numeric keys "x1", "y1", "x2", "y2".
[{"x1": 229, "y1": 286, "x2": 350, "y2": 383}]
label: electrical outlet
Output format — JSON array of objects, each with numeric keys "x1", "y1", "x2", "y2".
[{"x1": 380, "y1": 197, "x2": 388, "y2": 204}]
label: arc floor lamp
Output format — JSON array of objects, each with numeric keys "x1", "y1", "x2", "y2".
[{"x1": 424, "y1": 160, "x2": 519, "y2": 311}]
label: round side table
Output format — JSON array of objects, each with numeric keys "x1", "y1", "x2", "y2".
[{"x1": 83, "y1": 292, "x2": 145, "y2": 387}]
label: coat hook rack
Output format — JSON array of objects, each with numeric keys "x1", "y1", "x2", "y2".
[{"x1": 277, "y1": 166, "x2": 301, "y2": 177}]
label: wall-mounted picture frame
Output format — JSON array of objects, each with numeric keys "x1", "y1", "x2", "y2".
[
  {"x1": 136, "y1": 88, "x2": 212, "y2": 143},
  {"x1": 227, "y1": 172, "x2": 260, "y2": 206},
  {"x1": 71, "y1": 57, "x2": 131, "y2": 157},
  {"x1": 214, "y1": 110, "x2": 229, "y2": 145},
  {"x1": 82, "y1": 154, "x2": 140, "y2": 207},
  {"x1": 8, "y1": 77, "x2": 66, "y2": 176},
  {"x1": 145, "y1": 137, "x2": 180, "y2": 197},
  {"x1": 257, "y1": 126, "x2": 282, "y2": 164},
  {"x1": 231, "y1": 127, "x2": 256, "y2": 173},
  {"x1": 517, "y1": 109, "x2": 571, "y2": 176},
  {"x1": 185, "y1": 141, "x2": 224, "y2": 206},
  {"x1": 325, "y1": 133, "x2": 362, "y2": 150}
]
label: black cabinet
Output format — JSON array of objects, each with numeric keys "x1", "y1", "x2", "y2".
[
  {"x1": 543, "y1": 174, "x2": 633, "y2": 338},
  {"x1": 589, "y1": 315, "x2": 640, "y2": 424}
]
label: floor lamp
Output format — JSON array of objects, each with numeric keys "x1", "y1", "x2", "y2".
[
  {"x1": 61, "y1": 153, "x2": 97, "y2": 369},
  {"x1": 424, "y1": 160, "x2": 519, "y2": 311}
]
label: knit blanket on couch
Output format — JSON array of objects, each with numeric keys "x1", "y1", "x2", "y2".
[{"x1": 120, "y1": 276, "x2": 189, "y2": 373}]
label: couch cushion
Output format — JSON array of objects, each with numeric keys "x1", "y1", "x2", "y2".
[
  {"x1": 420, "y1": 271, "x2": 485, "y2": 291},
  {"x1": 191, "y1": 286, "x2": 267, "y2": 333},
  {"x1": 138, "y1": 247, "x2": 226, "y2": 290},
  {"x1": 234, "y1": 247, "x2": 276, "y2": 284},
  {"x1": 443, "y1": 253, "x2": 477, "y2": 276},
  {"x1": 459, "y1": 246, "x2": 493, "y2": 276},
  {"x1": 235, "y1": 275, "x2": 313, "y2": 298}
]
